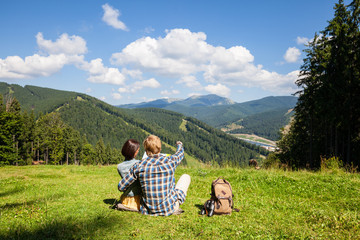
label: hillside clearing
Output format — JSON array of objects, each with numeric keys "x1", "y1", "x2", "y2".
[
  {"x1": 231, "y1": 133, "x2": 276, "y2": 146},
  {"x1": 1, "y1": 165, "x2": 359, "y2": 239}
]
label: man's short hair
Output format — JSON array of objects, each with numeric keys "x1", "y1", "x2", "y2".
[
  {"x1": 121, "y1": 139, "x2": 140, "y2": 160},
  {"x1": 143, "y1": 135, "x2": 161, "y2": 156}
]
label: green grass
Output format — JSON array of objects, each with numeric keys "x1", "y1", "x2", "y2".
[{"x1": 1, "y1": 165, "x2": 360, "y2": 239}]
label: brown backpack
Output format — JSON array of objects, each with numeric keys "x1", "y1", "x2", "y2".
[{"x1": 210, "y1": 177, "x2": 234, "y2": 215}]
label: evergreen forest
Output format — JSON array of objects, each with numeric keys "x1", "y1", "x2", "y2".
[
  {"x1": 226, "y1": 108, "x2": 293, "y2": 141},
  {"x1": 0, "y1": 94, "x2": 124, "y2": 166},
  {"x1": 276, "y1": 0, "x2": 360, "y2": 169}
]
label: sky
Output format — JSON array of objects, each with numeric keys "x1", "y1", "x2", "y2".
[{"x1": 0, "y1": 0, "x2": 342, "y2": 105}]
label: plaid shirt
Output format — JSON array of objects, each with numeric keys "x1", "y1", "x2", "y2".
[{"x1": 118, "y1": 144, "x2": 185, "y2": 216}]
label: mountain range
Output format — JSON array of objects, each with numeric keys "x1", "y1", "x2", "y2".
[
  {"x1": 120, "y1": 94, "x2": 235, "y2": 108},
  {"x1": 118, "y1": 94, "x2": 298, "y2": 140}
]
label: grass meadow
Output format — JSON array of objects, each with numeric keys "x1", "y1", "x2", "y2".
[{"x1": 1, "y1": 165, "x2": 360, "y2": 239}]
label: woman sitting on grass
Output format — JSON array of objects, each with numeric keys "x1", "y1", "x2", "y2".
[{"x1": 116, "y1": 139, "x2": 142, "y2": 211}]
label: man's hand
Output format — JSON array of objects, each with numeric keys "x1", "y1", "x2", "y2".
[{"x1": 176, "y1": 141, "x2": 183, "y2": 146}]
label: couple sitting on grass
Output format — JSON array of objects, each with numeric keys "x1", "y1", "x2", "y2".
[{"x1": 117, "y1": 135, "x2": 191, "y2": 216}]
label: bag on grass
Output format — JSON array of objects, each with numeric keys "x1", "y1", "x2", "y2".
[{"x1": 201, "y1": 177, "x2": 239, "y2": 216}]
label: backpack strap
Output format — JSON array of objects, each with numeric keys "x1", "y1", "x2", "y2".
[{"x1": 213, "y1": 176, "x2": 226, "y2": 183}]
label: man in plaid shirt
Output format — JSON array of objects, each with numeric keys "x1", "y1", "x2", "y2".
[{"x1": 118, "y1": 135, "x2": 191, "y2": 216}]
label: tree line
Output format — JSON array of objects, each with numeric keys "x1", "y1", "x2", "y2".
[
  {"x1": 0, "y1": 94, "x2": 124, "y2": 166},
  {"x1": 276, "y1": 0, "x2": 360, "y2": 169}
]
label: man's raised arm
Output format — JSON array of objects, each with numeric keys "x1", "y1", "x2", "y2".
[{"x1": 169, "y1": 141, "x2": 184, "y2": 166}]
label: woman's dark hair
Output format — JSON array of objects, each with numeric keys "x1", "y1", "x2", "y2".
[{"x1": 121, "y1": 139, "x2": 140, "y2": 160}]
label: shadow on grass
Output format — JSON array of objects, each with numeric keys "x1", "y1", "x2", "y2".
[
  {"x1": 195, "y1": 204, "x2": 204, "y2": 214},
  {"x1": 0, "y1": 214, "x2": 123, "y2": 240},
  {"x1": 1, "y1": 200, "x2": 39, "y2": 210},
  {"x1": 103, "y1": 198, "x2": 118, "y2": 209},
  {"x1": 0, "y1": 187, "x2": 24, "y2": 197},
  {"x1": 195, "y1": 204, "x2": 204, "y2": 210},
  {"x1": 1, "y1": 193, "x2": 65, "y2": 210}
]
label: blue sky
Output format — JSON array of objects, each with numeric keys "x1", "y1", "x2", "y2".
[{"x1": 0, "y1": 0, "x2": 340, "y2": 104}]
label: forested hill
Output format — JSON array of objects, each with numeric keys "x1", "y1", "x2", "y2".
[
  {"x1": 0, "y1": 82, "x2": 267, "y2": 166},
  {"x1": 0, "y1": 82, "x2": 79, "y2": 114}
]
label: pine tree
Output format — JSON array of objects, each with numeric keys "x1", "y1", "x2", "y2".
[
  {"x1": 95, "y1": 138, "x2": 106, "y2": 165},
  {"x1": 63, "y1": 126, "x2": 82, "y2": 165},
  {"x1": 35, "y1": 112, "x2": 66, "y2": 164},
  {"x1": 20, "y1": 111, "x2": 36, "y2": 164},
  {"x1": 0, "y1": 95, "x2": 23, "y2": 165}
]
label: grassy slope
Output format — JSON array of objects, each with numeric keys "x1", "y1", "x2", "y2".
[{"x1": 1, "y1": 166, "x2": 359, "y2": 239}]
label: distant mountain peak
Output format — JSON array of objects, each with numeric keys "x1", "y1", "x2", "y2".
[
  {"x1": 118, "y1": 94, "x2": 235, "y2": 109},
  {"x1": 189, "y1": 94, "x2": 201, "y2": 99},
  {"x1": 161, "y1": 97, "x2": 181, "y2": 103},
  {"x1": 181, "y1": 94, "x2": 235, "y2": 106}
]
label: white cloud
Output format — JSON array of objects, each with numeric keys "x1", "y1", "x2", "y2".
[
  {"x1": 144, "y1": 27, "x2": 155, "y2": 34},
  {"x1": 0, "y1": 33, "x2": 127, "y2": 86},
  {"x1": 85, "y1": 88, "x2": 92, "y2": 93},
  {"x1": 79, "y1": 58, "x2": 126, "y2": 85},
  {"x1": 36, "y1": 32, "x2": 87, "y2": 55},
  {"x1": 284, "y1": 47, "x2": 301, "y2": 63},
  {"x1": 99, "y1": 96, "x2": 106, "y2": 101},
  {"x1": 102, "y1": 3, "x2": 128, "y2": 31},
  {"x1": 111, "y1": 28, "x2": 299, "y2": 94},
  {"x1": 121, "y1": 68, "x2": 143, "y2": 79},
  {"x1": 0, "y1": 33, "x2": 82, "y2": 80},
  {"x1": 111, "y1": 92, "x2": 122, "y2": 100},
  {"x1": 140, "y1": 78, "x2": 161, "y2": 88},
  {"x1": 118, "y1": 87, "x2": 127, "y2": 93},
  {"x1": 117, "y1": 78, "x2": 161, "y2": 94},
  {"x1": 0, "y1": 32, "x2": 88, "y2": 79},
  {"x1": 111, "y1": 28, "x2": 212, "y2": 77},
  {"x1": 0, "y1": 54, "x2": 72, "y2": 79},
  {"x1": 177, "y1": 75, "x2": 202, "y2": 89},
  {"x1": 298, "y1": 34, "x2": 325, "y2": 46},
  {"x1": 160, "y1": 89, "x2": 180, "y2": 96},
  {"x1": 204, "y1": 83, "x2": 230, "y2": 97},
  {"x1": 296, "y1": 36, "x2": 310, "y2": 45},
  {"x1": 129, "y1": 78, "x2": 160, "y2": 93}
]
